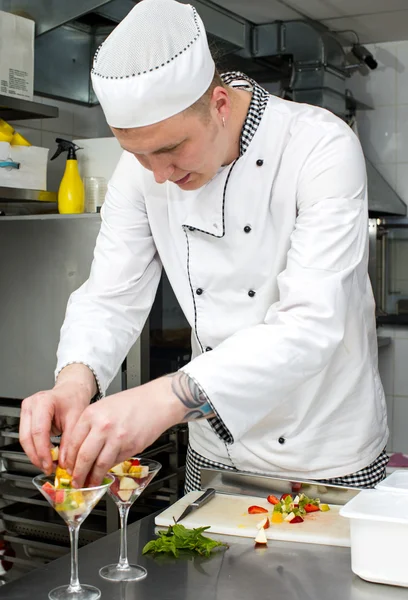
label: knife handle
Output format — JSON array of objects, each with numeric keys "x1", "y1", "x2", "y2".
[{"x1": 193, "y1": 487, "x2": 216, "y2": 508}]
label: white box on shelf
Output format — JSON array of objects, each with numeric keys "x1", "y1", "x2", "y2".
[
  {"x1": 0, "y1": 142, "x2": 49, "y2": 190},
  {"x1": 340, "y1": 489, "x2": 408, "y2": 588},
  {"x1": 0, "y1": 10, "x2": 34, "y2": 101}
]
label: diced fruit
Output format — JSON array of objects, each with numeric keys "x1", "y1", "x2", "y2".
[
  {"x1": 281, "y1": 494, "x2": 292, "y2": 501},
  {"x1": 130, "y1": 459, "x2": 140, "y2": 466},
  {"x1": 42, "y1": 481, "x2": 56, "y2": 502},
  {"x1": 254, "y1": 527, "x2": 268, "y2": 546},
  {"x1": 109, "y1": 464, "x2": 125, "y2": 475},
  {"x1": 110, "y1": 478, "x2": 120, "y2": 496},
  {"x1": 122, "y1": 461, "x2": 132, "y2": 473},
  {"x1": 248, "y1": 505, "x2": 268, "y2": 514},
  {"x1": 119, "y1": 477, "x2": 139, "y2": 491},
  {"x1": 54, "y1": 466, "x2": 72, "y2": 489},
  {"x1": 293, "y1": 495, "x2": 300, "y2": 504},
  {"x1": 50, "y1": 447, "x2": 59, "y2": 462},
  {"x1": 271, "y1": 512, "x2": 283, "y2": 524},
  {"x1": 118, "y1": 489, "x2": 133, "y2": 502},
  {"x1": 320, "y1": 504, "x2": 330, "y2": 512},
  {"x1": 289, "y1": 515, "x2": 304, "y2": 524},
  {"x1": 128, "y1": 465, "x2": 149, "y2": 478},
  {"x1": 256, "y1": 517, "x2": 270, "y2": 530},
  {"x1": 267, "y1": 495, "x2": 280, "y2": 505},
  {"x1": 55, "y1": 490, "x2": 65, "y2": 504},
  {"x1": 284, "y1": 512, "x2": 295, "y2": 522},
  {"x1": 304, "y1": 503, "x2": 320, "y2": 513}
]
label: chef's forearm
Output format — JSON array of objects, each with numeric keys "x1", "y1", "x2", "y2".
[
  {"x1": 166, "y1": 372, "x2": 215, "y2": 422},
  {"x1": 55, "y1": 363, "x2": 98, "y2": 404}
]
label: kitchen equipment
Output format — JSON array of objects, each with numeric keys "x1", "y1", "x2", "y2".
[
  {"x1": 156, "y1": 490, "x2": 350, "y2": 547},
  {"x1": 376, "y1": 470, "x2": 408, "y2": 494},
  {"x1": 340, "y1": 490, "x2": 408, "y2": 587},
  {"x1": 175, "y1": 487, "x2": 215, "y2": 523}
]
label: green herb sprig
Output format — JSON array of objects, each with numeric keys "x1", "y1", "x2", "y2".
[{"x1": 142, "y1": 524, "x2": 228, "y2": 558}]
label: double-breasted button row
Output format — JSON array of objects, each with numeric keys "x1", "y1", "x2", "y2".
[{"x1": 196, "y1": 287, "x2": 255, "y2": 297}]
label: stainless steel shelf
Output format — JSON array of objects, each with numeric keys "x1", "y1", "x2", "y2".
[
  {"x1": 0, "y1": 187, "x2": 57, "y2": 203},
  {"x1": 0, "y1": 95, "x2": 58, "y2": 121}
]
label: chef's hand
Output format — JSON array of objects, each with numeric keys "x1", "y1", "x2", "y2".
[
  {"x1": 63, "y1": 376, "x2": 187, "y2": 488},
  {"x1": 19, "y1": 364, "x2": 97, "y2": 474}
]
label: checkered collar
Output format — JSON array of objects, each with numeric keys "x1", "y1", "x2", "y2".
[{"x1": 221, "y1": 71, "x2": 270, "y2": 156}]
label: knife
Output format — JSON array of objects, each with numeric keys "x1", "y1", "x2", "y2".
[{"x1": 175, "y1": 488, "x2": 216, "y2": 523}]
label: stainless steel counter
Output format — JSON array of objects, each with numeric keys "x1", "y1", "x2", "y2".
[{"x1": 2, "y1": 513, "x2": 407, "y2": 600}]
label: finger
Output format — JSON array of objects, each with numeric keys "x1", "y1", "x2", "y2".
[
  {"x1": 19, "y1": 399, "x2": 42, "y2": 469},
  {"x1": 62, "y1": 415, "x2": 92, "y2": 475},
  {"x1": 71, "y1": 432, "x2": 106, "y2": 488},
  {"x1": 30, "y1": 397, "x2": 55, "y2": 473},
  {"x1": 59, "y1": 410, "x2": 85, "y2": 469},
  {"x1": 86, "y1": 443, "x2": 121, "y2": 487}
]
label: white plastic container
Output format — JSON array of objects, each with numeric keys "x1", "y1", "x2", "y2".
[
  {"x1": 376, "y1": 470, "x2": 408, "y2": 494},
  {"x1": 0, "y1": 142, "x2": 48, "y2": 190},
  {"x1": 340, "y1": 490, "x2": 408, "y2": 588}
]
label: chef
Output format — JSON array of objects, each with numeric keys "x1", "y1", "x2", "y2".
[{"x1": 20, "y1": 0, "x2": 388, "y2": 492}]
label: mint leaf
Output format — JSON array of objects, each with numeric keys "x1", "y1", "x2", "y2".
[{"x1": 142, "y1": 524, "x2": 228, "y2": 558}]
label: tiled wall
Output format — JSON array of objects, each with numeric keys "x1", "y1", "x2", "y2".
[
  {"x1": 349, "y1": 41, "x2": 408, "y2": 453},
  {"x1": 349, "y1": 40, "x2": 408, "y2": 207},
  {"x1": 9, "y1": 97, "x2": 112, "y2": 192}
]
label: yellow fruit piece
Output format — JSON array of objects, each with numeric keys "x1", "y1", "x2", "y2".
[
  {"x1": 320, "y1": 504, "x2": 330, "y2": 512},
  {"x1": 122, "y1": 461, "x2": 132, "y2": 473},
  {"x1": 271, "y1": 512, "x2": 283, "y2": 524},
  {"x1": 69, "y1": 490, "x2": 84, "y2": 506},
  {"x1": 50, "y1": 446, "x2": 59, "y2": 461},
  {"x1": 55, "y1": 466, "x2": 72, "y2": 489}
]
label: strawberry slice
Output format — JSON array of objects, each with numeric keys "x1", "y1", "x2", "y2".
[
  {"x1": 304, "y1": 503, "x2": 320, "y2": 513},
  {"x1": 130, "y1": 459, "x2": 140, "y2": 466},
  {"x1": 248, "y1": 505, "x2": 268, "y2": 514},
  {"x1": 280, "y1": 493, "x2": 292, "y2": 501},
  {"x1": 267, "y1": 495, "x2": 280, "y2": 505},
  {"x1": 289, "y1": 515, "x2": 304, "y2": 524}
]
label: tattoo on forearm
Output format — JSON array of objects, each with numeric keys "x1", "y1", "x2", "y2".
[{"x1": 167, "y1": 372, "x2": 215, "y2": 421}]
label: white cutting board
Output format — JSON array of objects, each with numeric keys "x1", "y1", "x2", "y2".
[{"x1": 155, "y1": 491, "x2": 350, "y2": 548}]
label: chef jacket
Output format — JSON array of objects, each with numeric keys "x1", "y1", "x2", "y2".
[{"x1": 56, "y1": 73, "x2": 388, "y2": 482}]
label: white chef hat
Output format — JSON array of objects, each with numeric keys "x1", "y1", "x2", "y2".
[{"x1": 91, "y1": 0, "x2": 215, "y2": 128}]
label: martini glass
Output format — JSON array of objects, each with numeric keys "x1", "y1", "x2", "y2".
[
  {"x1": 99, "y1": 457, "x2": 161, "y2": 582},
  {"x1": 33, "y1": 473, "x2": 114, "y2": 600}
]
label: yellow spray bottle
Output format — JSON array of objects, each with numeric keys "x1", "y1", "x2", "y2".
[{"x1": 51, "y1": 138, "x2": 84, "y2": 214}]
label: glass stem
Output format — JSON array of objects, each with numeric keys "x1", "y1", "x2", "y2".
[
  {"x1": 68, "y1": 524, "x2": 81, "y2": 592},
  {"x1": 118, "y1": 504, "x2": 131, "y2": 570}
]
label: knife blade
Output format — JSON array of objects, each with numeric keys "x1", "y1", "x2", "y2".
[{"x1": 175, "y1": 488, "x2": 216, "y2": 523}]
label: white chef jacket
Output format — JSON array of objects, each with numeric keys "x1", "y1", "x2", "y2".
[{"x1": 56, "y1": 83, "x2": 388, "y2": 482}]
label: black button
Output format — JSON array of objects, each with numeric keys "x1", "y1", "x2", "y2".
[
  {"x1": 248, "y1": 290, "x2": 256, "y2": 297},
  {"x1": 205, "y1": 347, "x2": 212, "y2": 352},
  {"x1": 278, "y1": 437, "x2": 285, "y2": 445},
  {"x1": 244, "y1": 225, "x2": 252, "y2": 233},
  {"x1": 188, "y1": 226, "x2": 195, "y2": 231},
  {"x1": 196, "y1": 288, "x2": 203, "y2": 295},
  {"x1": 256, "y1": 159, "x2": 264, "y2": 166}
]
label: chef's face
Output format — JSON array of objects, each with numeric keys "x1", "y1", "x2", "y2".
[{"x1": 111, "y1": 87, "x2": 231, "y2": 190}]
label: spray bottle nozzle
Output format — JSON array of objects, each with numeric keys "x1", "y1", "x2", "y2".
[{"x1": 51, "y1": 138, "x2": 82, "y2": 161}]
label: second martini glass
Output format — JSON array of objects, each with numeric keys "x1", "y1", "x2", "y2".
[
  {"x1": 99, "y1": 457, "x2": 161, "y2": 582},
  {"x1": 33, "y1": 472, "x2": 114, "y2": 600}
]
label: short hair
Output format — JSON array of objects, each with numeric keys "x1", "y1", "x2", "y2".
[{"x1": 186, "y1": 69, "x2": 227, "y2": 118}]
